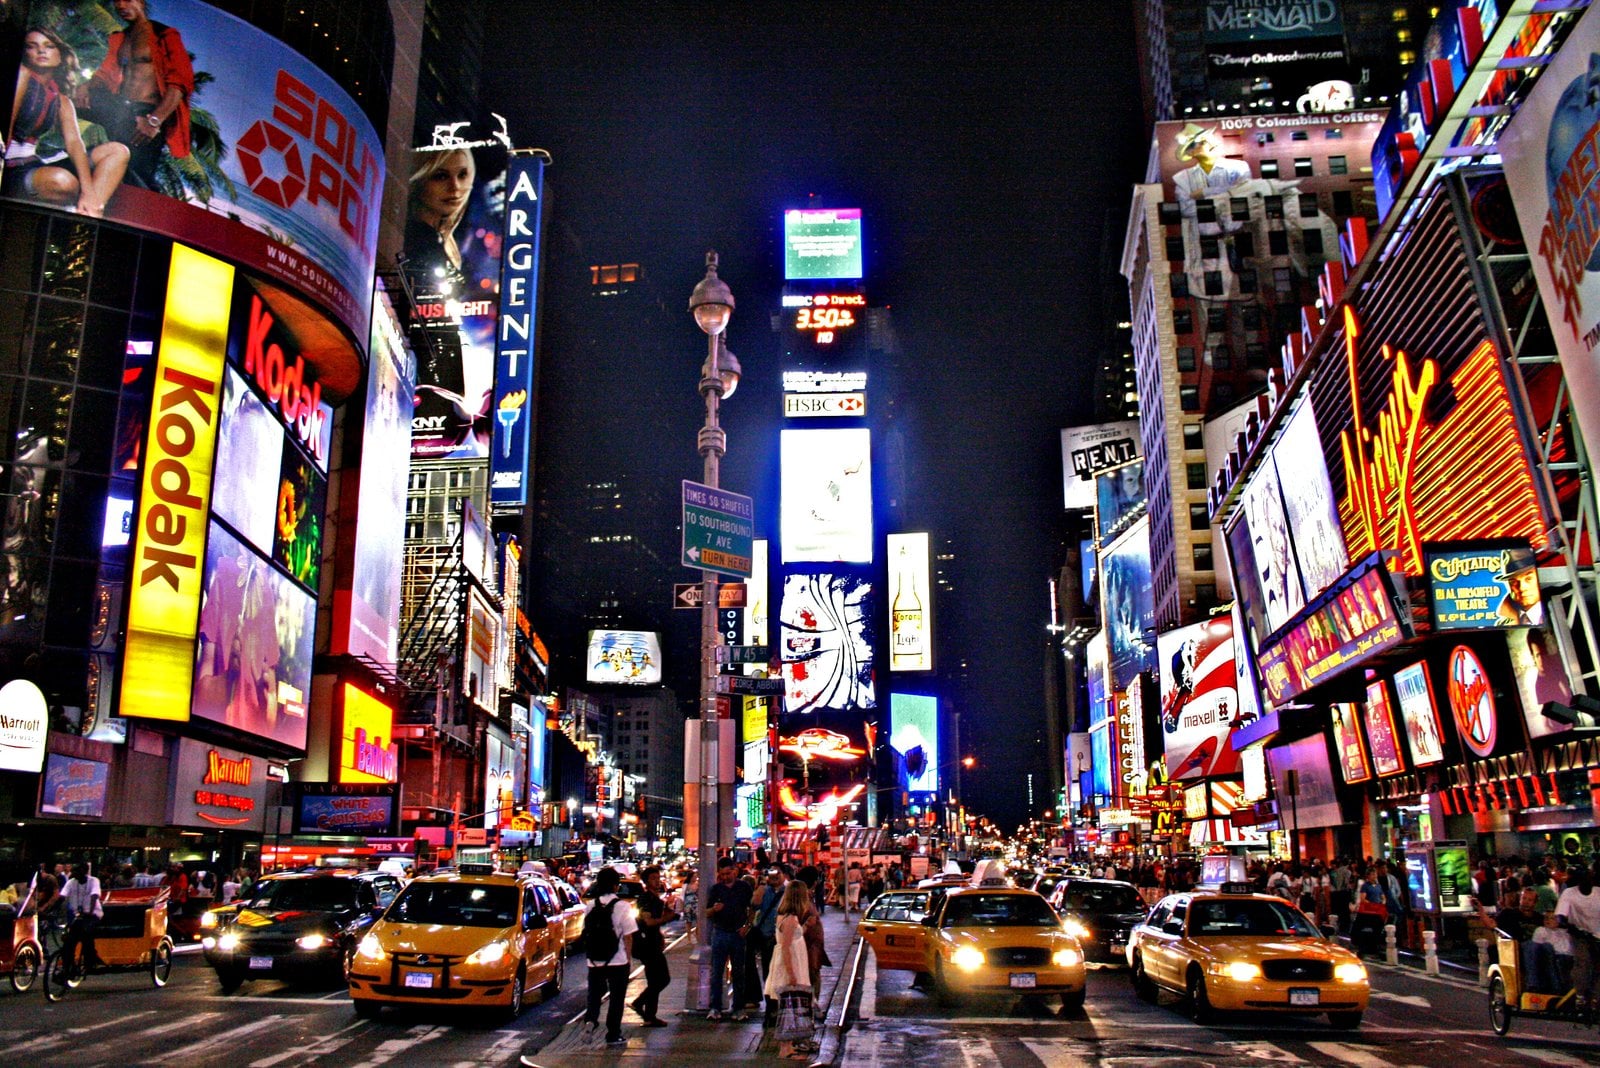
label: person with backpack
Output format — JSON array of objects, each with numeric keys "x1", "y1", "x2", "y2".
[{"x1": 581, "y1": 867, "x2": 638, "y2": 1046}]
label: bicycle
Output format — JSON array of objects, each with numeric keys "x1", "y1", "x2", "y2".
[{"x1": 42, "y1": 920, "x2": 83, "y2": 1002}]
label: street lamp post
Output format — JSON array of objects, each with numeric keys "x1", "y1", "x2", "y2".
[{"x1": 688, "y1": 251, "x2": 736, "y2": 1012}]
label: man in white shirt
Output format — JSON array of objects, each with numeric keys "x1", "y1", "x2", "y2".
[
  {"x1": 1555, "y1": 863, "x2": 1600, "y2": 1011},
  {"x1": 61, "y1": 863, "x2": 103, "y2": 970},
  {"x1": 582, "y1": 867, "x2": 638, "y2": 1045}
]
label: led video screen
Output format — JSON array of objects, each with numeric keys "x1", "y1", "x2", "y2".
[
  {"x1": 781, "y1": 571, "x2": 875, "y2": 714},
  {"x1": 890, "y1": 693, "x2": 939, "y2": 795},
  {"x1": 784, "y1": 207, "x2": 863, "y2": 280},
  {"x1": 585, "y1": 630, "x2": 662, "y2": 686},
  {"x1": 781, "y1": 428, "x2": 873, "y2": 564}
]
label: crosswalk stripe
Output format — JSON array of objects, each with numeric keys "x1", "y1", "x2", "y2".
[
  {"x1": 1225, "y1": 1040, "x2": 1302, "y2": 1062},
  {"x1": 249, "y1": 1019, "x2": 374, "y2": 1066},
  {"x1": 171, "y1": 1016, "x2": 285, "y2": 1062},
  {"x1": 4, "y1": 1011, "x2": 163, "y2": 1055},
  {"x1": 1513, "y1": 1050, "x2": 1597, "y2": 1066},
  {"x1": 1306, "y1": 1041, "x2": 1420, "y2": 1067},
  {"x1": 343, "y1": 1023, "x2": 450, "y2": 1068}
]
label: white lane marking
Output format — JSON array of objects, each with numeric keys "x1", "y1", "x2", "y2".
[
  {"x1": 841, "y1": 1029, "x2": 905, "y2": 1068},
  {"x1": 173, "y1": 1016, "x2": 285, "y2": 1061},
  {"x1": 860, "y1": 941, "x2": 879, "y2": 1020},
  {"x1": 1513, "y1": 1050, "x2": 1598, "y2": 1067},
  {"x1": 6, "y1": 1010, "x2": 167, "y2": 1055},
  {"x1": 457, "y1": 1028, "x2": 531, "y2": 1066},
  {"x1": 1224, "y1": 1041, "x2": 1302, "y2": 1061},
  {"x1": 959, "y1": 1040, "x2": 1006, "y2": 1068},
  {"x1": 1306, "y1": 1042, "x2": 1421, "y2": 1067},
  {"x1": 343, "y1": 1023, "x2": 449, "y2": 1068},
  {"x1": 248, "y1": 1019, "x2": 373, "y2": 1067},
  {"x1": 205, "y1": 995, "x2": 359, "y2": 1005},
  {"x1": 1371, "y1": 990, "x2": 1431, "y2": 1008}
]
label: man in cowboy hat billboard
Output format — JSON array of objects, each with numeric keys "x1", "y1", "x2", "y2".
[
  {"x1": 1494, "y1": 547, "x2": 1545, "y2": 627},
  {"x1": 1172, "y1": 122, "x2": 1251, "y2": 226}
]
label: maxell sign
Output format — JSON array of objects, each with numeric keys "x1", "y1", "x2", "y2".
[{"x1": 1061, "y1": 420, "x2": 1140, "y2": 510}]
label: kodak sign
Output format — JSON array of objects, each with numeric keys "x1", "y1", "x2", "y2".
[{"x1": 120, "y1": 246, "x2": 233, "y2": 722}]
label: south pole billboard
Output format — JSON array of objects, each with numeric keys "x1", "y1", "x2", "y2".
[
  {"x1": 1501, "y1": 1, "x2": 1600, "y2": 511},
  {"x1": 490, "y1": 155, "x2": 546, "y2": 510}
]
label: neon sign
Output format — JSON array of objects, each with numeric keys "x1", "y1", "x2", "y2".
[
  {"x1": 777, "y1": 727, "x2": 866, "y2": 762},
  {"x1": 1447, "y1": 644, "x2": 1498, "y2": 757},
  {"x1": 776, "y1": 782, "x2": 867, "y2": 827},
  {"x1": 1335, "y1": 308, "x2": 1546, "y2": 575}
]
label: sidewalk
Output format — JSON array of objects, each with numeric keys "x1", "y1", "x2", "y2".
[{"x1": 521, "y1": 902, "x2": 862, "y2": 1065}]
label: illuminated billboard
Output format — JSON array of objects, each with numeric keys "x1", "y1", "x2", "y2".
[
  {"x1": 1331, "y1": 702, "x2": 1371, "y2": 784},
  {"x1": 781, "y1": 428, "x2": 872, "y2": 563},
  {"x1": 783, "y1": 207, "x2": 863, "y2": 280},
  {"x1": 1509, "y1": 622, "x2": 1588, "y2": 740},
  {"x1": 120, "y1": 246, "x2": 231, "y2": 723},
  {"x1": 2, "y1": 0, "x2": 383, "y2": 343},
  {"x1": 1061, "y1": 421, "x2": 1140, "y2": 511},
  {"x1": 1157, "y1": 617, "x2": 1242, "y2": 780},
  {"x1": 742, "y1": 540, "x2": 769, "y2": 674},
  {"x1": 1256, "y1": 557, "x2": 1407, "y2": 708},
  {"x1": 887, "y1": 532, "x2": 933, "y2": 672},
  {"x1": 167, "y1": 738, "x2": 268, "y2": 832},
  {"x1": 212, "y1": 367, "x2": 284, "y2": 551},
  {"x1": 1095, "y1": 460, "x2": 1145, "y2": 543},
  {"x1": 1426, "y1": 543, "x2": 1544, "y2": 630},
  {"x1": 781, "y1": 292, "x2": 866, "y2": 349},
  {"x1": 1362, "y1": 677, "x2": 1406, "y2": 777},
  {"x1": 585, "y1": 630, "x2": 662, "y2": 686},
  {"x1": 1392, "y1": 661, "x2": 1446, "y2": 768},
  {"x1": 490, "y1": 155, "x2": 546, "y2": 509},
  {"x1": 890, "y1": 693, "x2": 939, "y2": 796},
  {"x1": 331, "y1": 286, "x2": 415, "y2": 664},
  {"x1": 1086, "y1": 633, "x2": 1111, "y2": 799},
  {"x1": 1266, "y1": 734, "x2": 1343, "y2": 829},
  {"x1": 780, "y1": 571, "x2": 875, "y2": 713},
  {"x1": 338, "y1": 683, "x2": 398, "y2": 785},
  {"x1": 484, "y1": 725, "x2": 515, "y2": 830},
  {"x1": 192, "y1": 519, "x2": 315, "y2": 749},
  {"x1": 1101, "y1": 517, "x2": 1156, "y2": 691}
]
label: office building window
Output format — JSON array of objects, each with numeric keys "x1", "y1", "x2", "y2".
[
  {"x1": 1189, "y1": 502, "x2": 1210, "y2": 529},
  {"x1": 1159, "y1": 201, "x2": 1182, "y2": 225},
  {"x1": 1299, "y1": 193, "x2": 1319, "y2": 216},
  {"x1": 1211, "y1": 345, "x2": 1231, "y2": 370},
  {"x1": 1196, "y1": 200, "x2": 1217, "y2": 224},
  {"x1": 1265, "y1": 195, "x2": 1284, "y2": 219},
  {"x1": 1329, "y1": 154, "x2": 1348, "y2": 175},
  {"x1": 1273, "y1": 267, "x2": 1293, "y2": 294},
  {"x1": 1255, "y1": 131, "x2": 1275, "y2": 144},
  {"x1": 1246, "y1": 342, "x2": 1268, "y2": 367},
  {"x1": 1290, "y1": 129, "x2": 1308, "y2": 141},
  {"x1": 1241, "y1": 306, "x2": 1262, "y2": 330},
  {"x1": 1200, "y1": 236, "x2": 1220, "y2": 260},
  {"x1": 1231, "y1": 197, "x2": 1250, "y2": 221},
  {"x1": 1324, "y1": 128, "x2": 1343, "y2": 139},
  {"x1": 1332, "y1": 190, "x2": 1354, "y2": 215},
  {"x1": 1180, "y1": 386, "x2": 1200, "y2": 411},
  {"x1": 1268, "y1": 230, "x2": 1289, "y2": 255},
  {"x1": 1193, "y1": 543, "x2": 1214, "y2": 570},
  {"x1": 1186, "y1": 462, "x2": 1208, "y2": 489},
  {"x1": 1260, "y1": 159, "x2": 1280, "y2": 179},
  {"x1": 1238, "y1": 268, "x2": 1257, "y2": 294},
  {"x1": 1171, "y1": 272, "x2": 1190, "y2": 297},
  {"x1": 1182, "y1": 423, "x2": 1203, "y2": 451},
  {"x1": 1203, "y1": 270, "x2": 1223, "y2": 296},
  {"x1": 1166, "y1": 235, "x2": 1185, "y2": 262},
  {"x1": 1173, "y1": 308, "x2": 1193, "y2": 333},
  {"x1": 1303, "y1": 228, "x2": 1325, "y2": 255},
  {"x1": 1177, "y1": 346, "x2": 1197, "y2": 372},
  {"x1": 1207, "y1": 306, "x2": 1227, "y2": 330},
  {"x1": 1235, "y1": 231, "x2": 1255, "y2": 258},
  {"x1": 1294, "y1": 157, "x2": 1314, "y2": 177}
]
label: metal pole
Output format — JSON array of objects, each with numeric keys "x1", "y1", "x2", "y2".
[{"x1": 694, "y1": 306, "x2": 725, "y2": 1011}]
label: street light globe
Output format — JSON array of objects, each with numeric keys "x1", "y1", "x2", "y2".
[
  {"x1": 702, "y1": 337, "x2": 741, "y2": 399},
  {"x1": 689, "y1": 251, "x2": 735, "y2": 336}
]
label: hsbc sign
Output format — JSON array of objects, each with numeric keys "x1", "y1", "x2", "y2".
[{"x1": 784, "y1": 393, "x2": 866, "y2": 418}]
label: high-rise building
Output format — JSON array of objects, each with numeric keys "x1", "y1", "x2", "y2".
[
  {"x1": 1133, "y1": 1, "x2": 1431, "y2": 126},
  {"x1": 1122, "y1": 108, "x2": 1386, "y2": 630}
]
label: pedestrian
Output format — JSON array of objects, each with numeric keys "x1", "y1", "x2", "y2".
[
  {"x1": 864, "y1": 865, "x2": 885, "y2": 905},
  {"x1": 1556, "y1": 862, "x2": 1600, "y2": 1012},
  {"x1": 221, "y1": 870, "x2": 241, "y2": 904},
  {"x1": 766, "y1": 880, "x2": 817, "y2": 1061},
  {"x1": 1329, "y1": 858, "x2": 1353, "y2": 934},
  {"x1": 581, "y1": 866, "x2": 637, "y2": 1046},
  {"x1": 628, "y1": 865, "x2": 675, "y2": 1028},
  {"x1": 705, "y1": 857, "x2": 753, "y2": 1021},
  {"x1": 845, "y1": 862, "x2": 862, "y2": 913},
  {"x1": 1352, "y1": 866, "x2": 1388, "y2": 957},
  {"x1": 682, "y1": 868, "x2": 699, "y2": 942},
  {"x1": 750, "y1": 868, "x2": 785, "y2": 1023}
]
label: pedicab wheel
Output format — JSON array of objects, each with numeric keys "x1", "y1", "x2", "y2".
[
  {"x1": 44, "y1": 944, "x2": 83, "y2": 1002},
  {"x1": 1488, "y1": 974, "x2": 1512, "y2": 1037},
  {"x1": 9, "y1": 943, "x2": 40, "y2": 992},
  {"x1": 151, "y1": 940, "x2": 174, "y2": 988}
]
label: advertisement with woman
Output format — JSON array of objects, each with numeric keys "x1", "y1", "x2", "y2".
[{"x1": 1, "y1": 0, "x2": 384, "y2": 342}]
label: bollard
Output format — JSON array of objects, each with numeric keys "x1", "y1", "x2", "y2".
[
  {"x1": 1384, "y1": 923, "x2": 1399, "y2": 966},
  {"x1": 1422, "y1": 930, "x2": 1439, "y2": 976},
  {"x1": 1477, "y1": 938, "x2": 1491, "y2": 988}
]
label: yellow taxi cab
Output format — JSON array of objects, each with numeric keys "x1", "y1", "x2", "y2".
[
  {"x1": 346, "y1": 867, "x2": 563, "y2": 1020},
  {"x1": 862, "y1": 865, "x2": 1086, "y2": 1012},
  {"x1": 1125, "y1": 883, "x2": 1369, "y2": 1029},
  {"x1": 546, "y1": 876, "x2": 588, "y2": 954}
]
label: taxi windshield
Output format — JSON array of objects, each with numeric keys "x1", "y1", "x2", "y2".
[
  {"x1": 245, "y1": 879, "x2": 358, "y2": 912},
  {"x1": 1062, "y1": 885, "x2": 1143, "y2": 913},
  {"x1": 942, "y1": 894, "x2": 1058, "y2": 928},
  {"x1": 1188, "y1": 898, "x2": 1319, "y2": 937},
  {"x1": 388, "y1": 882, "x2": 518, "y2": 927}
]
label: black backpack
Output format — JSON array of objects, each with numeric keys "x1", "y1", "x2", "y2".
[{"x1": 583, "y1": 898, "x2": 621, "y2": 962}]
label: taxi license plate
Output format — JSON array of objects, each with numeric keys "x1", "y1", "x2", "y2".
[
  {"x1": 1289, "y1": 987, "x2": 1320, "y2": 1006},
  {"x1": 248, "y1": 956, "x2": 272, "y2": 971},
  {"x1": 1009, "y1": 973, "x2": 1037, "y2": 989},
  {"x1": 403, "y1": 971, "x2": 435, "y2": 989}
]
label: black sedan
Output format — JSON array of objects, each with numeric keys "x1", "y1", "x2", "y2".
[
  {"x1": 1045, "y1": 878, "x2": 1148, "y2": 966},
  {"x1": 202, "y1": 870, "x2": 400, "y2": 992}
]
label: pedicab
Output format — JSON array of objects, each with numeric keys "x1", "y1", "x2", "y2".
[
  {"x1": 43, "y1": 886, "x2": 174, "y2": 1001},
  {"x1": 1486, "y1": 930, "x2": 1594, "y2": 1036},
  {"x1": 1, "y1": 908, "x2": 44, "y2": 992}
]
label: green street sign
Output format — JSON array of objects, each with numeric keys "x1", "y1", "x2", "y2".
[{"x1": 682, "y1": 480, "x2": 754, "y2": 577}]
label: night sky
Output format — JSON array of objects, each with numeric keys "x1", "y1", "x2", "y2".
[{"x1": 483, "y1": 2, "x2": 1147, "y2": 830}]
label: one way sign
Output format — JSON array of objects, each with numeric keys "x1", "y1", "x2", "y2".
[{"x1": 674, "y1": 583, "x2": 748, "y2": 609}]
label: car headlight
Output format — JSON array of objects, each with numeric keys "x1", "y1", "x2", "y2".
[
  {"x1": 1221, "y1": 961, "x2": 1261, "y2": 982},
  {"x1": 1334, "y1": 961, "x2": 1367, "y2": 983},
  {"x1": 217, "y1": 932, "x2": 241, "y2": 952},
  {"x1": 465, "y1": 940, "x2": 509, "y2": 966},
  {"x1": 951, "y1": 946, "x2": 985, "y2": 971},
  {"x1": 201, "y1": 936, "x2": 216, "y2": 949},
  {"x1": 1061, "y1": 919, "x2": 1091, "y2": 940},
  {"x1": 201, "y1": 910, "x2": 219, "y2": 929},
  {"x1": 356, "y1": 934, "x2": 386, "y2": 961},
  {"x1": 1052, "y1": 948, "x2": 1082, "y2": 967},
  {"x1": 296, "y1": 934, "x2": 328, "y2": 951}
]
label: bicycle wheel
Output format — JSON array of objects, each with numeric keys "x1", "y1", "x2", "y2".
[
  {"x1": 9, "y1": 943, "x2": 41, "y2": 992},
  {"x1": 44, "y1": 943, "x2": 84, "y2": 1001}
]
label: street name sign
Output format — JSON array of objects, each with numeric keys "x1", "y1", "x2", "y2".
[
  {"x1": 682, "y1": 481, "x2": 754, "y2": 577},
  {"x1": 715, "y1": 644, "x2": 772, "y2": 664},
  {"x1": 712, "y1": 674, "x2": 786, "y2": 696}
]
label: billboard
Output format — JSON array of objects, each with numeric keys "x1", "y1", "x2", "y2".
[
  {"x1": 1061, "y1": 421, "x2": 1140, "y2": 511},
  {"x1": 1330, "y1": 702, "x2": 1371, "y2": 784},
  {"x1": 1157, "y1": 616, "x2": 1242, "y2": 781},
  {"x1": 585, "y1": 630, "x2": 662, "y2": 686},
  {"x1": 1256, "y1": 557, "x2": 1408, "y2": 708},
  {"x1": 1095, "y1": 460, "x2": 1146, "y2": 544},
  {"x1": 191, "y1": 519, "x2": 315, "y2": 749},
  {"x1": 465, "y1": 587, "x2": 500, "y2": 702},
  {"x1": 1202, "y1": 0, "x2": 1347, "y2": 90},
  {"x1": 1501, "y1": 2, "x2": 1600, "y2": 509},
  {"x1": 292, "y1": 784, "x2": 399, "y2": 837},
  {"x1": 1392, "y1": 661, "x2": 1447, "y2": 768},
  {"x1": 1274, "y1": 400, "x2": 1348, "y2": 597},
  {"x1": 120, "y1": 246, "x2": 231, "y2": 723},
  {"x1": 1266, "y1": 733, "x2": 1343, "y2": 829},
  {"x1": 890, "y1": 693, "x2": 939, "y2": 796},
  {"x1": 1426, "y1": 543, "x2": 1543, "y2": 630},
  {"x1": 781, "y1": 428, "x2": 872, "y2": 563},
  {"x1": 742, "y1": 696, "x2": 768, "y2": 784},
  {"x1": 2, "y1": 0, "x2": 383, "y2": 342},
  {"x1": 331, "y1": 286, "x2": 415, "y2": 664},
  {"x1": 484, "y1": 725, "x2": 514, "y2": 830},
  {"x1": 1362, "y1": 675, "x2": 1406, "y2": 777},
  {"x1": 783, "y1": 207, "x2": 863, "y2": 280},
  {"x1": 489, "y1": 155, "x2": 546, "y2": 509},
  {"x1": 0, "y1": 679, "x2": 48, "y2": 774},
  {"x1": 212, "y1": 366, "x2": 284, "y2": 552},
  {"x1": 1101, "y1": 517, "x2": 1156, "y2": 691},
  {"x1": 780, "y1": 571, "x2": 876, "y2": 714},
  {"x1": 887, "y1": 532, "x2": 932, "y2": 672},
  {"x1": 742, "y1": 540, "x2": 769, "y2": 674},
  {"x1": 39, "y1": 754, "x2": 109, "y2": 818},
  {"x1": 168, "y1": 738, "x2": 269, "y2": 831},
  {"x1": 337, "y1": 683, "x2": 398, "y2": 784}
]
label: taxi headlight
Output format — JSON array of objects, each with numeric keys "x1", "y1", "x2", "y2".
[
  {"x1": 1061, "y1": 919, "x2": 1091, "y2": 940},
  {"x1": 295, "y1": 934, "x2": 328, "y2": 951},
  {"x1": 201, "y1": 936, "x2": 216, "y2": 949},
  {"x1": 1052, "y1": 948, "x2": 1082, "y2": 967},
  {"x1": 200, "y1": 910, "x2": 219, "y2": 929},
  {"x1": 465, "y1": 940, "x2": 509, "y2": 967},
  {"x1": 356, "y1": 934, "x2": 386, "y2": 961},
  {"x1": 1222, "y1": 961, "x2": 1261, "y2": 982},
  {"x1": 217, "y1": 932, "x2": 241, "y2": 952},
  {"x1": 951, "y1": 946, "x2": 985, "y2": 971},
  {"x1": 1334, "y1": 961, "x2": 1367, "y2": 983}
]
